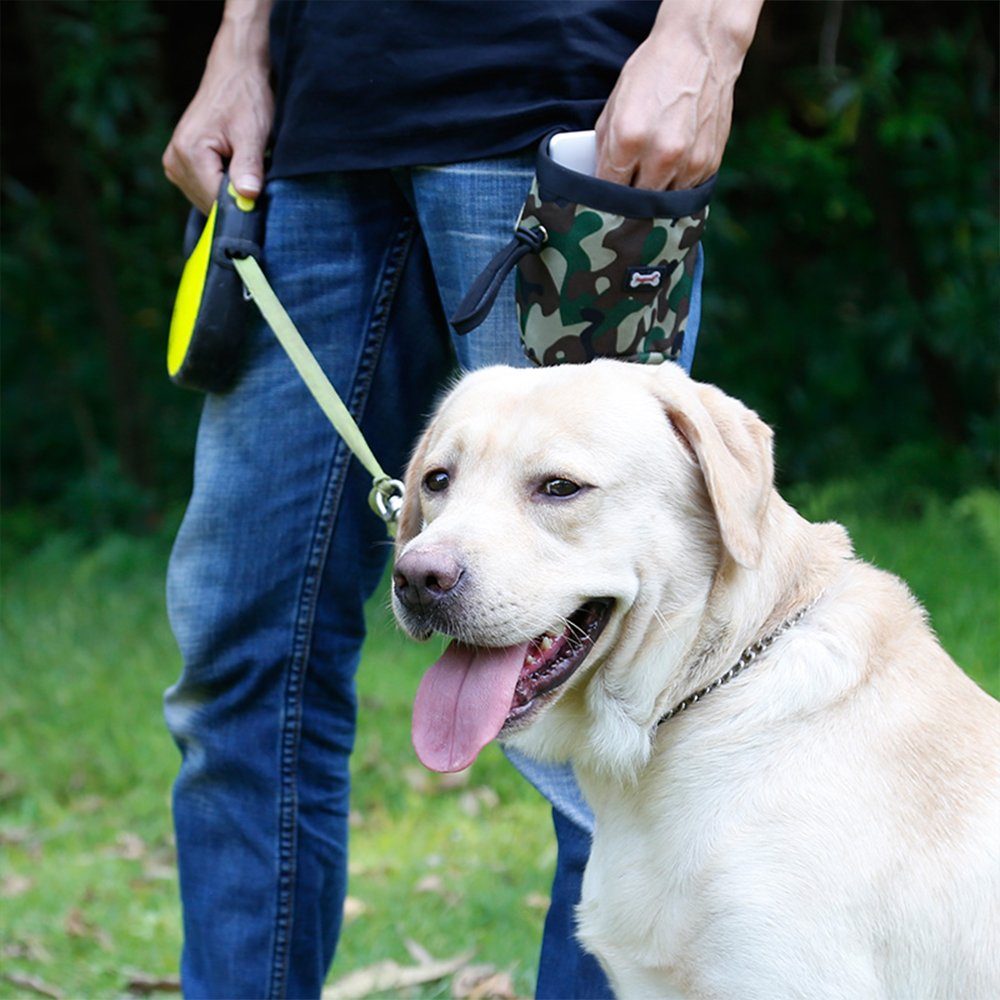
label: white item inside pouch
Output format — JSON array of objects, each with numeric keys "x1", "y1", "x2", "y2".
[{"x1": 549, "y1": 130, "x2": 597, "y2": 177}]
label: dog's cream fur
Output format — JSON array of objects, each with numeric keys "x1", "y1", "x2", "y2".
[{"x1": 394, "y1": 360, "x2": 1000, "y2": 999}]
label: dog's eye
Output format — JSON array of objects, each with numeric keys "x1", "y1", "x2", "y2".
[
  {"x1": 423, "y1": 469, "x2": 450, "y2": 493},
  {"x1": 540, "y1": 478, "x2": 581, "y2": 498}
]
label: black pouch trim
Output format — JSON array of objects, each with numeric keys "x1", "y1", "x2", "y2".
[{"x1": 535, "y1": 131, "x2": 716, "y2": 219}]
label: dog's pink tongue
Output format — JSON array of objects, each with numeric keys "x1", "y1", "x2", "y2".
[{"x1": 412, "y1": 640, "x2": 529, "y2": 773}]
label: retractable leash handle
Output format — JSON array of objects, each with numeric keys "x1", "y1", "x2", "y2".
[
  {"x1": 167, "y1": 176, "x2": 264, "y2": 392},
  {"x1": 166, "y1": 174, "x2": 404, "y2": 536}
]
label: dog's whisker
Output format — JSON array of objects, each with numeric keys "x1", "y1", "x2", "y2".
[
  {"x1": 651, "y1": 608, "x2": 677, "y2": 641},
  {"x1": 501, "y1": 607, "x2": 567, "y2": 639},
  {"x1": 545, "y1": 611, "x2": 579, "y2": 638}
]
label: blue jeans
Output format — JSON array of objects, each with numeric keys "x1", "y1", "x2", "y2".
[{"x1": 166, "y1": 156, "x2": 702, "y2": 999}]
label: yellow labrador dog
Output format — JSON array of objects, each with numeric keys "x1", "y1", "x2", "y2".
[{"x1": 392, "y1": 360, "x2": 999, "y2": 999}]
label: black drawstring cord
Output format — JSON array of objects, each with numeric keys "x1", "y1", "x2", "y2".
[{"x1": 450, "y1": 224, "x2": 547, "y2": 335}]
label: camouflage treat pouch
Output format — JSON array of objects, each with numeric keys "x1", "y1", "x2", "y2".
[{"x1": 452, "y1": 130, "x2": 715, "y2": 366}]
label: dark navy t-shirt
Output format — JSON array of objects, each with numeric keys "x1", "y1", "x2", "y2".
[{"x1": 268, "y1": 0, "x2": 658, "y2": 176}]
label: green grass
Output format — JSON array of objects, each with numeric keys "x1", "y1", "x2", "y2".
[{"x1": 1, "y1": 485, "x2": 998, "y2": 998}]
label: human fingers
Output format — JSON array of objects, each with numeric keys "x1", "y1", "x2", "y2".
[
  {"x1": 163, "y1": 125, "x2": 227, "y2": 215},
  {"x1": 162, "y1": 12, "x2": 273, "y2": 211}
]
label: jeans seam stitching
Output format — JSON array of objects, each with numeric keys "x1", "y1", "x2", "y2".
[{"x1": 268, "y1": 213, "x2": 417, "y2": 998}]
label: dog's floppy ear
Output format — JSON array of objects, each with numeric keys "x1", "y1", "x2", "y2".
[{"x1": 656, "y1": 371, "x2": 775, "y2": 569}]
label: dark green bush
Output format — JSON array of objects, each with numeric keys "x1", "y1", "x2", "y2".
[{"x1": 1, "y1": 1, "x2": 996, "y2": 539}]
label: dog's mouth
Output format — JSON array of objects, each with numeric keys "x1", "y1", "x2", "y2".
[
  {"x1": 505, "y1": 599, "x2": 613, "y2": 727},
  {"x1": 411, "y1": 599, "x2": 613, "y2": 773}
]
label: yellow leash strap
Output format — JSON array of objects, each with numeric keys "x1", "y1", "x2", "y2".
[{"x1": 231, "y1": 255, "x2": 404, "y2": 536}]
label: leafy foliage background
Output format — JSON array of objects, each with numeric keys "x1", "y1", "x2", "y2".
[{"x1": 1, "y1": 1, "x2": 997, "y2": 544}]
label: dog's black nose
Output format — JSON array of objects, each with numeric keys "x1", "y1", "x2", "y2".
[{"x1": 393, "y1": 547, "x2": 464, "y2": 610}]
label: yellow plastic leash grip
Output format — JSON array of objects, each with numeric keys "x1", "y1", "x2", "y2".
[
  {"x1": 167, "y1": 200, "x2": 218, "y2": 378},
  {"x1": 227, "y1": 181, "x2": 257, "y2": 213},
  {"x1": 166, "y1": 175, "x2": 263, "y2": 393}
]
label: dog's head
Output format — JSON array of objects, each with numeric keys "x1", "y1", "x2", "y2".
[{"x1": 393, "y1": 360, "x2": 775, "y2": 775}]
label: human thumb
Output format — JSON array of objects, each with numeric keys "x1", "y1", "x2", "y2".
[{"x1": 229, "y1": 145, "x2": 265, "y2": 201}]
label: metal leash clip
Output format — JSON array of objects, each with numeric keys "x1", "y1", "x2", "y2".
[{"x1": 368, "y1": 477, "x2": 405, "y2": 537}]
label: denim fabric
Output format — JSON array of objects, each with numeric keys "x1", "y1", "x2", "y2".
[
  {"x1": 166, "y1": 158, "x2": 702, "y2": 999},
  {"x1": 536, "y1": 811, "x2": 615, "y2": 999}
]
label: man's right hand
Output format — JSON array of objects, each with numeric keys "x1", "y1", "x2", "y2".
[{"x1": 162, "y1": 0, "x2": 274, "y2": 214}]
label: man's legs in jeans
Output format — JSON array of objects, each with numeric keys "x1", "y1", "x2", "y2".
[{"x1": 166, "y1": 156, "x2": 616, "y2": 998}]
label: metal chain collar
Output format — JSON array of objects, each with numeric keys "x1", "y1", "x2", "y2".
[{"x1": 656, "y1": 597, "x2": 821, "y2": 727}]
